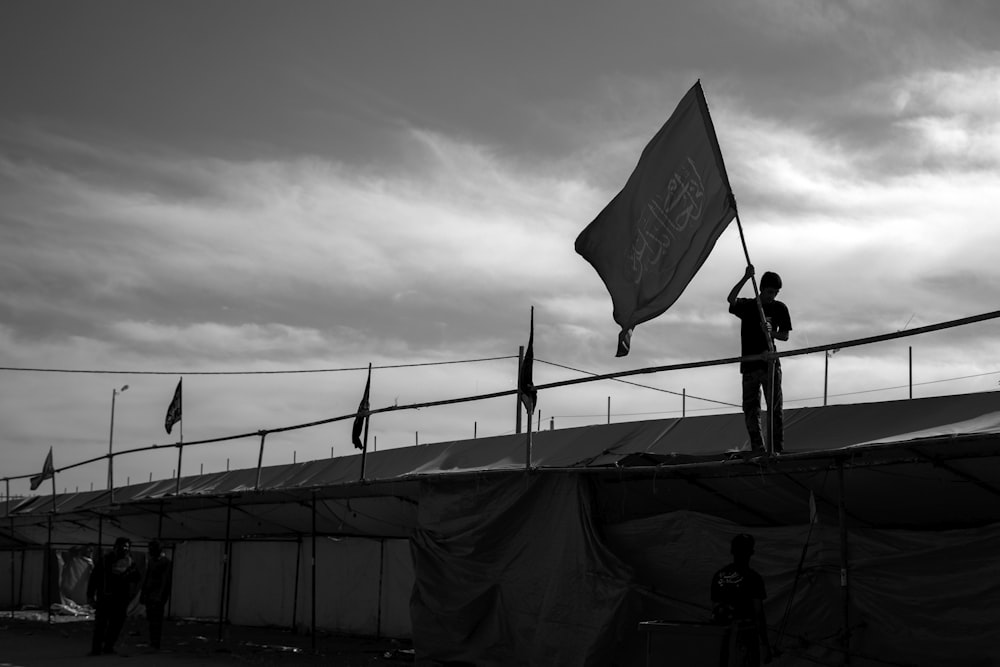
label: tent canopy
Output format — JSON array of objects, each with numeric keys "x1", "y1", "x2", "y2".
[{"x1": 4, "y1": 391, "x2": 1000, "y2": 547}]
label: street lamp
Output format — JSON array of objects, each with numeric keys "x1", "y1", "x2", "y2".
[{"x1": 108, "y1": 384, "x2": 129, "y2": 496}]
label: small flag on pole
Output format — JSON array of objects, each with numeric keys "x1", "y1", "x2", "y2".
[
  {"x1": 30, "y1": 447, "x2": 54, "y2": 491},
  {"x1": 352, "y1": 368, "x2": 371, "y2": 450},
  {"x1": 518, "y1": 309, "x2": 537, "y2": 415},
  {"x1": 575, "y1": 81, "x2": 737, "y2": 356},
  {"x1": 165, "y1": 379, "x2": 182, "y2": 435}
]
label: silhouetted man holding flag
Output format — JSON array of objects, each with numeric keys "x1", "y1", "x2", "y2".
[{"x1": 727, "y1": 265, "x2": 791, "y2": 454}]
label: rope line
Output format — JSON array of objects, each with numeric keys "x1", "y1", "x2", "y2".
[{"x1": 0, "y1": 356, "x2": 516, "y2": 376}]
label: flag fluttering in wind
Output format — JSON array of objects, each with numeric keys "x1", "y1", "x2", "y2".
[
  {"x1": 575, "y1": 81, "x2": 736, "y2": 356},
  {"x1": 518, "y1": 309, "x2": 537, "y2": 416},
  {"x1": 29, "y1": 446, "x2": 54, "y2": 491},
  {"x1": 165, "y1": 379, "x2": 182, "y2": 435},
  {"x1": 352, "y1": 367, "x2": 371, "y2": 450}
]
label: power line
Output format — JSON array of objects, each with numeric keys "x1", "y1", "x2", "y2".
[{"x1": 0, "y1": 355, "x2": 517, "y2": 376}]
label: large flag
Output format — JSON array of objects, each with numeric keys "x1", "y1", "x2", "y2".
[
  {"x1": 352, "y1": 367, "x2": 371, "y2": 450},
  {"x1": 518, "y1": 310, "x2": 537, "y2": 416},
  {"x1": 29, "y1": 446, "x2": 54, "y2": 491},
  {"x1": 575, "y1": 81, "x2": 736, "y2": 356},
  {"x1": 165, "y1": 379, "x2": 182, "y2": 435}
]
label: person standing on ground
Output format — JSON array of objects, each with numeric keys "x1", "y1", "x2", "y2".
[
  {"x1": 87, "y1": 537, "x2": 141, "y2": 655},
  {"x1": 727, "y1": 265, "x2": 792, "y2": 454},
  {"x1": 711, "y1": 533, "x2": 773, "y2": 666},
  {"x1": 140, "y1": 540, "x2": 173, "y2": 650}
]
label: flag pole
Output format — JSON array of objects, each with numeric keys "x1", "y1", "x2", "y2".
[
  {"x1": 734, "y1": 208, "x2": 778, "y2": 454},
  {"x1": 175, "y1": 377, "x2": 184, "y2": 496},
  {"x1": 50, "y1": 467, "x2": 56, "y2": 515},
  {"x1": 525, "y1": 408, "x2": 533, "y2": 472},
  {"x1": 733, "y1": 208, "x2": 771, "y2": 345},
  {"x1": 255, "y1": 432, "x2": 268, "y2": 491},
  {"x1": 515, "y1": 345, "x2": 524, "y2": 434},
  {"x1": 360, "y1": 363, "x2": 372, "y2": 482},
  {"x1": 524, "y1": 307, "x2": 534, "y2": 472}
]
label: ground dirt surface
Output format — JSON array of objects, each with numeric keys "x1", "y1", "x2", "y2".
[{"x1": 0, "y1": 613, "x2": 414, "y2": 667}]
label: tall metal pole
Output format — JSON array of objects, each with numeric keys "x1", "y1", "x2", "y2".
[
  {"x1": 8, "y1": 520, "x2": 13, "y2": 618},
  {"x1": 46, "y1": 514, "x2": 52, "y2": 625},
  {"x1": 310, "y1": 491, "x2": 317, "y2": 653},
  {"x1": 108, "y1": 385, "x2": 128, "y2": 505},
  {"x1": 108, "y1": 389, "x2": 116, "y2": 495},
  {"x1": 7, "y1": 479, "x2": 13, "y2": 619},
  {"x1": 377, "y1": 539, "x2": 385, "y2": 639},
  {"x1": 291, "y1": 536, "x2": 301, "y2": 632},
  {"x1": 217, "y1": 497, "x2": 232, "y2": 642},
  {"x1": 824, "y1": 352, "x2": 829, "y2": 406},
  {"x1": 908, "y1": 346, "x2": 913, "y2": 399},
  {"x1": 838, "y1": 461, "x2": 851, "y2": 664}
]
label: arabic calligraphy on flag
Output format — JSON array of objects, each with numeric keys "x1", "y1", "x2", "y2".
[{"x1": 575, "y1": 81, "x2": 736, "y2": 356}]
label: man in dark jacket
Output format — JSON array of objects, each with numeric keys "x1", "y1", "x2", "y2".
[
  {"x1": 140, "y1": 540, "x2": 173, "y2": 650},
  {"x1": 87, "y1": 537, "x2": 140, "y2": 655}
]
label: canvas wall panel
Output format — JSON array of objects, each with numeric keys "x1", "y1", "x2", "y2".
[
  {"x1": 296, "y1": 537, "x2": 380, "y2": 635},
  {"x1": 169, "y1": 541, "x2": 224, "y2": 619},
  {"x1": 379, "y1": 538, "x2": 414, "y2": 638},
  {"x1": 227, "y1": 540, "x2": 299, "y2": 627}
]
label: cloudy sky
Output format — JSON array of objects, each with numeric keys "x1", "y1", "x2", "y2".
[{"x1": 3, "y1": 0, "x2": 1000, "y2": 495}]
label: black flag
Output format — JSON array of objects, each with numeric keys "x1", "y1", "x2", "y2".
[
  {"x1": 165, "y1": 379, "x2": 182, "y2": 434},
  {"x1": 518, "y1": 310, "x2": 536, "y2": 415},
  {"x1": 352, "y1": 368, "x2": 371, "y2": 450},
  {"x1": 29, "y1": 447, "x2": 54, "y2": 491}
]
